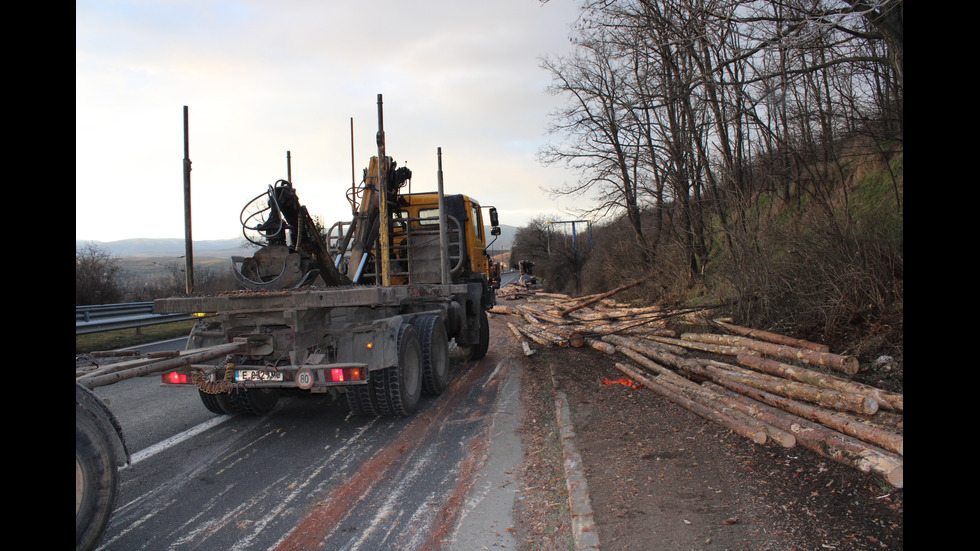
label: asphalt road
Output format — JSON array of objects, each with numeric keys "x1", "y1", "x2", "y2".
[{"x1": 92, "y1": 327, "x2": 524, "y2": 551}]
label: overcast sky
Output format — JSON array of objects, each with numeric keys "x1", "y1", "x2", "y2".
[{"x1": 76, "y1": 0, "x2": 586, "y2": 243}]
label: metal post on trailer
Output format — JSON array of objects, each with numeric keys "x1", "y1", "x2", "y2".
[{"x1": 182, "y1": 106, "x2": 194, "y2": 294}]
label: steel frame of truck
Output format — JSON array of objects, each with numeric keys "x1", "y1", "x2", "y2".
[{"x1": 154, "y1": 276, "x2": 490, "y2": 418}]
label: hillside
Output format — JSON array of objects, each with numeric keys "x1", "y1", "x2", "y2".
[
  {"x1": 76, "y1": 237, "x2": 254, "y2": 259},
  {"x1": 78, "y1": 224, "x2": 515, "y2": 260}
]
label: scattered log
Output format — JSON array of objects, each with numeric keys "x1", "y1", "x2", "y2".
[
  {"x1": 616, "y1": 348, "x2": 796, "y2": 448},
  {"x1": 736, "y1": 354, "x2": 903, "y2": 413},
  {"x1": 710, "y1": 320, "x2": 830, "y2": 352},
  {"x1": 703, "y1": 382, "x2": 903, "y2": 488},
  {"x1": 507, "y1": 322, "x2": 535, "y2": 356},
  {"x1": 645, "y1": 334, "x2": 754, "y2": 357},
  {"x1": 497, "y1": 287, "x2": 903, "y2": 486},
  {"x1": 681, "y1": 332, "x2": 860, "y2": 375},
  {"x1": 515, "y1": 304, "x2": 575, "y2": 326},
  {"x1": 558, "y1": 272, "x2": 658, "y2": 317},
  {"x1": 701, "y1": 363, "x2": 879, "y2": 416},
  {"x1": 585, "y1": 338, "x2": 615, "y2": 355},
  {"x1": 515, "y1": 324, "x2": 558, "y2": 347},
  {"x1": 533, "y1": 323, "x2": 585, "y2": 348},
  {"x1": 568, "y1": 305, "x2": 663, "y2": 322},
  {"x1": 602, "y1": 334, "x2": 688, "y2": 357},
  {"x1": 615, "y1": 362, "x2": 768, "y2": 445},
  {"x1": 706, "y1": 376, "x2": 903, "y2": 456}
]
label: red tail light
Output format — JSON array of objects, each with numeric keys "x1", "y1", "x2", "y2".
[{"x1": 162, "y1": 371, "x2": 189, "y2": 384}]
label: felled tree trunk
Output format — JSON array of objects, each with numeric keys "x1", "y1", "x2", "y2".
[
  {"x1": 703, "y1": 381, "x2": 903, "y2": 488},
  {"x1": 707, "y1": 376, "x2": 903, "y2": 456},
  {"x1": 736, "y1": 354, "x2": 903, "y2": 412},
  {"x1": 702, "y1": 362, "x2": 880, "y2": 416},
  {"x1": 682, "y1": 333, "x2": 860, "y2": 375},
  {"x1": 506, "y1": 322, "x2": 535, "y2": 356},
  {"x1": 615, "y1": 362, "x2": 768, "y2": 445},
  {"x1": 616, "y1": 351, "x2": 796, "y2": 448},
  {"x1": 710, "y1": 320, "x2": 830, "y2": 352}
]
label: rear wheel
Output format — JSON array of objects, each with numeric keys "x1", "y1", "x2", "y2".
[
  {"x1": 346, "y1": 384, "x2": 381, "y2": 417},
  {"x1": 224, "y1": 388, "x2": 280, "y2": 415},
  {"x1": 199, "y1": 391, "x2": 227, "y2": 414},
  {"x1": 76, "y1": 404, "x2": 119, "y2": 551},
  {"x1": 373, "y1": 323, "x2": 423, "y2": 417},
  {"x1": 415, "y1": 315, "x2": 450, "y2": 395},
  {"x1": 468, "y1": 308, "x2": 490, "y2": 361},
  {"x1": 198, "y1": 363, "x2": 280, "y2": 416}
]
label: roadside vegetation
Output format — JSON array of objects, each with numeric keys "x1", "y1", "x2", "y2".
[
  {"x1": 76, "y1": 244, "x2": 236, "y2": 353},
  {"x1": 510, "y1": 0, "x2": 903, "y2": 363},
  {"x1": 75, "y1": 319, "x2": 200, "y2": 355}
]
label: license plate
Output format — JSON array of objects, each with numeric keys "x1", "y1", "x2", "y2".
[{"x1": 235, "y1": 370, "x2": 284, "y2": 382}]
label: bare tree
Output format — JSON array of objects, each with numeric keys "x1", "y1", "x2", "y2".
[{"x1": 76, "y1": 243, "x2": 123, "y2": 306}]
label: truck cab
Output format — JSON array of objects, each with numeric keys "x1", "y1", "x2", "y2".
[{"x1": 389, "y1": 192, "x2": 494, "y2": 289}]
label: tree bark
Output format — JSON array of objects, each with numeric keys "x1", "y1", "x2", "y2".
[
  {"x1": 617, "y1": 350, "x2": 796, "y2": 448},
  {"x1": 615, "y1": 362, "x2": 768, "y2": 445},
  {"x1": 703, "y1": 382, "x2": 902, "y2": 488},
  {"x1": 711, "y1": 320, "x2": 829, "y2": 352},
  {"x1": 558, "y1": 272, "x2": 658, "y2": 317},
  {"x1": 737, "y1": 353, "x2": 903, "y2": 412},
  {"x1": 681, "y1": 332, "x2": 860, "y2": 375},
  {"x1": 705, "y1": 376, "x2": 902, "y2": 456}
]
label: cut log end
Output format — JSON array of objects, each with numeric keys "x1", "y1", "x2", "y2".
[
  {"x1": 862, "y1": 397, "x2": 879, "y2": 416},
  {"x1": 885, "y1": 465, "x2": 903, "y2": 489}
]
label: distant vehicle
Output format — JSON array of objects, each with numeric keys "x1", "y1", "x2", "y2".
[{"x1": 518, "y1": 260, "x2": 537, "y2": 287}]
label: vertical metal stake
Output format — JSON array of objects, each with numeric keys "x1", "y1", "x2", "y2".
[
  {"x1": 437, "y1": 147, "x2": 449, "y2": 285},
  {"x1": 376, "y1": 94, "x2": 391, "y2": 287},
  {"x1": 182, "y1": 106, "x2": 194, "y2": 295}
]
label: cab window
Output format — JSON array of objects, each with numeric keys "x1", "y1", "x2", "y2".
[
  {"x1": 471, "y1": 204, "x2": 483, "y2": 242},
  {"x1": 417, "y1": 208, "x2": 439, "y2": 225}
]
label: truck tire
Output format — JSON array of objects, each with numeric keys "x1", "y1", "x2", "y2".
[
  {"x1": 415, "y1": 314, "x2": 450, "y2": 395},
  {"x1": 221, "y1": 388, "x2": 280, "y2": 416},
  {"x1": 76, "y1": 404, "x2": 119, "y2": 551},
  {"x1": 199, "y1": 390, "x2": 227, "y2": 415},
  {"x1": 198, "y1": 364, "x2": 280, "y2": 416},
  {"x1": 469, "y1": 308, "x2": 490, "y2": 361},
  {"x1": 345, "y1": 384, "x2": 381, "y2": 417},
  {"x1": 373, "y1": 323, "x2": 423, "y2": 417}
]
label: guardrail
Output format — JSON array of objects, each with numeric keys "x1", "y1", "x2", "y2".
[{"x1": 76, "y1": 302, "x2": 200, "y2": 335}]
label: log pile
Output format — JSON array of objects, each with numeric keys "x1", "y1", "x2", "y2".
[{"x1": 490, "y1": 284, "x2": 904, "y2": 489}]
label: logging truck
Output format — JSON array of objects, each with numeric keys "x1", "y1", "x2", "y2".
[{"x1": 75, "y1": 94, "x2": 499, "y2": 550}]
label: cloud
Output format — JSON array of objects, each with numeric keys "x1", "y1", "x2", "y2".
[{"x1": 76, "y1": 0, "x2": 583, "y2": 242}]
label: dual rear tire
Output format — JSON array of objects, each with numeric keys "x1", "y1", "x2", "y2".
[
  {"x1": 198, "y1": 362, "x2": 280, "y2": 416},
  {"x1": 347, "y1": 315, "x2": 451, "y2": 418}
]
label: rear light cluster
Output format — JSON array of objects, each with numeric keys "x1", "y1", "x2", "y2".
[
  {"x1": 330, "y1": 367, "x2": 365, "y2": 382},
  {"x1": 162, "y1": 367, "x2": 365, "y2": 387}
]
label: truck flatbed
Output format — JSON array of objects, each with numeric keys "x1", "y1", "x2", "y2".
[{"x1": 153, "y1": 283, "x2": 470, "y2": 315}]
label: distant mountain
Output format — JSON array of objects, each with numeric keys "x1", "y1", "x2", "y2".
[
  {"x1": 76, "y1": 237, "x2": 254, "y2": 259},
  {"x1": 77, "y1": 225, "x2": 516, "y2": 260},
  {"x1": 485, "y1": 224, "x2": 516, "y2": 253}
]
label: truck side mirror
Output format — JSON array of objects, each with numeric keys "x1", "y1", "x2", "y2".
[
  {"x1": 491, "y1": 226, "x2": 501, "y2": 236},
  {"x1": 489, "y1": 207, "x2": 499, "y2": 228}
]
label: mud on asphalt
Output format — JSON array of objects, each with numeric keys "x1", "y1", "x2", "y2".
[{"x1": 495, "y1": 307, "x2": 904, "y2": 551}]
